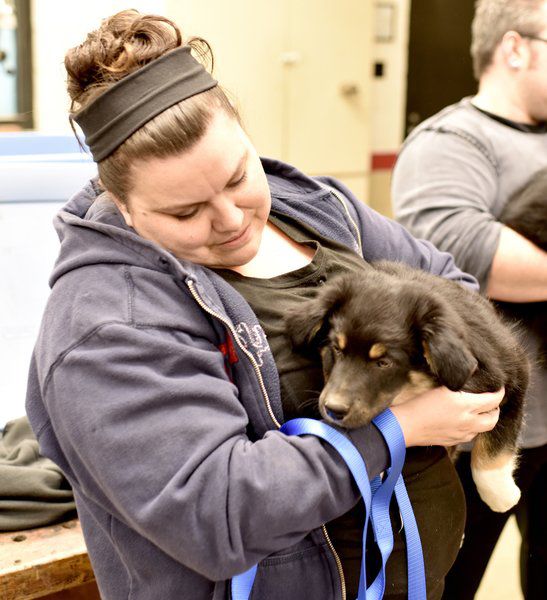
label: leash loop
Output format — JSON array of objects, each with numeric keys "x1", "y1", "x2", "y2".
[{"x1": 231, "y1": 410, "x2": 426, "y2": 599}]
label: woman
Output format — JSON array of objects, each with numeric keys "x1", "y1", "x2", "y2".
[{"x1": 26, "y1": 10, "x2": 503, "y2": 600}]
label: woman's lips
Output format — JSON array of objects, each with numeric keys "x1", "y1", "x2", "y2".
[{"x1": 218, "y1": 224, "x2": 252, "y2": 248}]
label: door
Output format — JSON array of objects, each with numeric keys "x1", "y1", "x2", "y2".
[
  {"x1": 287, "y1": 0, "x2": 372, "y2": 187},
  {"x1": 405, "y1": 0, "x2": 476, "y2": 136},
  {"x1": 171, "y1": 0, "x2": 372, "y2": 200},
  {"x1": 0, "y1": 0, "x2": 33, "y2": 129}
]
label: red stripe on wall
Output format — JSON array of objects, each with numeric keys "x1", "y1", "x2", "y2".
[{"x1": 371, "y1": 153, "x2": 398, "y2": 171}]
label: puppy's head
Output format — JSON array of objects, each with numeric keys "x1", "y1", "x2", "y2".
[
  {"x1": 286, "y1": 273, "x2": 426, "y2": 427},
  {"x1": 285, "y1": 271, "x2": 477, "y2": 428}
]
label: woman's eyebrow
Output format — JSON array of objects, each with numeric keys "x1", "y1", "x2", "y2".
[{"x1": 226, "y1": 150, "x2": 249, "y2": 185}]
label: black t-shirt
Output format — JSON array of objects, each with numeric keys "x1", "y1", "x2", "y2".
[{"x1": 215, "y1": 211, "x2": 368, "y2": 421}]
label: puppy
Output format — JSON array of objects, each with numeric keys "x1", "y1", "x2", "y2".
[
  {"x1": 286, "y1": 261, "x2": 530, "y2": 513},
  {"x1": 497, "y1": 167, "x2": 546, "y2": 363},
  {"x1": 500, "y1": 167, "x2": 547, "y2": 251}
]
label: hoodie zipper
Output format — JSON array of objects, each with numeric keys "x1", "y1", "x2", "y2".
[
  {"x1": 186, "y1": 279, "x2": 280, "y2": 428},
  {"x1": 187, "y1": 278, "x2": 346, "y2": 599},
  {"x1": 322, "y1": 525, "x2": 347, "y2": 600}
]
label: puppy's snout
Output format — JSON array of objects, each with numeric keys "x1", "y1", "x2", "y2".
[{"x1": 323, "y1": 398, "x2": 350, "y2": 422}]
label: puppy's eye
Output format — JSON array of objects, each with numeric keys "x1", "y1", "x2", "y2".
[
  {"x1": 332, "y1": 345, "x2": 343, "y2": 357},
  {"x1": 376, "y1": 358, "x2": 393, "y2": 368}
]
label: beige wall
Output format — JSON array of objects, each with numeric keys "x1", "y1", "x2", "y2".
[
  {"x1": 31, "y1": 1, "x2": 166, "y2": 131},
  {"x1": 168, "y1": 0, "x2": 374, "y2": 202},
  {"x1": 30, "y1": 0, "x2": 409, "y2": 209}
]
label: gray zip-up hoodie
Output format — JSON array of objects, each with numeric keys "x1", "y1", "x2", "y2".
[{"x1": 26, "y1": 158, "x2": 477, "y2": 600}]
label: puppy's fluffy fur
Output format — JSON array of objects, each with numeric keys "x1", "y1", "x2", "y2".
[
  {"x1": 497, "y1": 167, "x2": 547, "y2": 363},
  {"x1": 286, "y1": 261, "x2": 530, "y2": 512},
  {"x1": 500, "y1": 167, "x2": 547, "y2": 251}
]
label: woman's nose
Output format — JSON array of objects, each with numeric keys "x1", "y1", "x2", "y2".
[{"x1": 212, "y1": 195, "x2": 245, "y2": 232}]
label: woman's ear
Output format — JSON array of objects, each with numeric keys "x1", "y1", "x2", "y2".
[
  {"x1": 417, "y1": 295, "x2": 478, "y2": 390},
  {"x1": 109, "y1": 195, "x2": 133, "y2": 228}
]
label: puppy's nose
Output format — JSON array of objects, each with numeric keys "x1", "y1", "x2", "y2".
[{"x1": 324, "y1": 398, "x2": 350, "y2": 421}]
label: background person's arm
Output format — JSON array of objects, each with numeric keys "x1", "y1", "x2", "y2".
[
  {"x1": 487, "y1": 226, "x2": 547, "y2": 301},
  {"x1": 392, "y1": 128, "x2": 547, "y2": 302},
  {"x1": 392, "y1": 129, "x2": 501, "y2": 291}
]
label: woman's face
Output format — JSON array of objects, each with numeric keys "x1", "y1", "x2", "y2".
[{"x1": 115, "y1": 110, "x2": 271, "y2": 269}]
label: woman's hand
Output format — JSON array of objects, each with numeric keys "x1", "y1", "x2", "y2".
[{"x1": 390, "y1": 386, "x2": 504, "y2": 447}]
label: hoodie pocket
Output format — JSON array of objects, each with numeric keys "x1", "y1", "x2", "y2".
[{"x1": 243, "y1": 536, "x2": 340, "y2": 600}]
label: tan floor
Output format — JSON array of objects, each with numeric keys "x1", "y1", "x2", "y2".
[{"x1": 475, "y1": 516, "x2": 523, "y2": 600}]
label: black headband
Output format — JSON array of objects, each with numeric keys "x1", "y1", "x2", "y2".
[{"x1": 73, "y1": 45, "x2": 218, "y2": 162}]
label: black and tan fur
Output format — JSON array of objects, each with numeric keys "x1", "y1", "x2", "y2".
[
  {"x1": 497, "y1": 167, "x2": 547, "y2": 363},
  {"x1": 500, "y1": 167, "x2": 547, "y2": 251},
  {"x1": 286, "y1": 261, "x2": 530, "y2": 512}
]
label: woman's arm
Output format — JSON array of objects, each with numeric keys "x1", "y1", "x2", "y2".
[
  {"x1": 41, "y1": 320, "x2": 502, "y2": 581},
  {"x1": 41, "y1": 322, "x2": 379, "y2": 580}
]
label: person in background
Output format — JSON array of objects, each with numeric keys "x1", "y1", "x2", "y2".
[
  {"x1": 25, "y1": 9, "x2": 504, "y2": 600},
  {"x1": 391, "y1": 1, "x2": 547, "y2": 598}
]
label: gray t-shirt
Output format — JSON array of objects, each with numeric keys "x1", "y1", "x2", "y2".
[{"x1": 391, "y1": 96, "x2": 547, "y2": 448}]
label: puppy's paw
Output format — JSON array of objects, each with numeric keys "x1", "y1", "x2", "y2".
[{"x1": 472, "y1": 466, "x2": 521, "y2": 513}]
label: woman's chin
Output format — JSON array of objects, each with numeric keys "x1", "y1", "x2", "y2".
[{"x1": 212, "y1": 241, "x2": 261, "y2": 271}]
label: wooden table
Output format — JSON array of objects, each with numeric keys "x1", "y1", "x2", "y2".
[{"x1": 0, "y1": 520, "x2": 97, "y2": 599}]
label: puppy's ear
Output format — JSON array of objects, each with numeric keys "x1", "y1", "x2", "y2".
[
  {"x1": 285, "y1": 304, "x2": 327, "y2": 350},
  {"x1": 417, "y1": 296, "x2": 478, "y2": 390},
  {"x1": 285, "y1": 277, "x2": 348, "y2": 351}
]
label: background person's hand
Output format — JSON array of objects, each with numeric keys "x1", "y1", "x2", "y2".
[{"x1": 390, "y1": 386, "x2": 504, "y2": 447}]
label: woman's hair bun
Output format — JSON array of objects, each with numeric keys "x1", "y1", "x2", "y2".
[
  {"x1": 64, "y1": 8, "x2": 226, "y2": 202},
  {"x1": 65, "y1": 9, "x2": 183, "y2": 108}
]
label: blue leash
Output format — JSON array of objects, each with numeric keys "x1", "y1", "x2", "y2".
[
  {"x1": 363, "y1": 410, "x2": 405, "y2": 599},
  {"x1": 231, "y1": 410, "x2": 426, "y2": 599}
]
